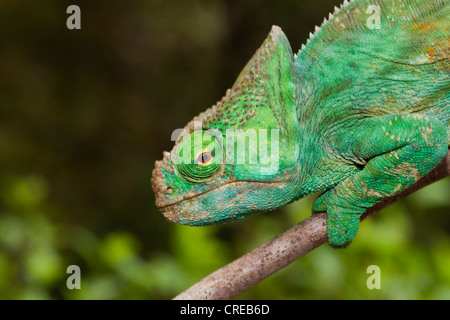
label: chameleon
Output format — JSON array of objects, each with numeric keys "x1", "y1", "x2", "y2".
[{"x1": 151, "y1": 0, "x2": 449, "y2": 248}]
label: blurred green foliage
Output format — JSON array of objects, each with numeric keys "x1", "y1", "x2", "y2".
[{"x1": 0, "y1": 0, "x2": 449, "y2": 299}]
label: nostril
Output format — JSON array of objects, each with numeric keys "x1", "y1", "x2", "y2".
[{"x1": 166, "y1": 187, "x2": 173, "y2": 194}]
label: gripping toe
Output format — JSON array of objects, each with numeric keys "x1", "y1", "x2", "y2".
[{"x1": 326, "y1": 212, "x2": 360, "y2": 248}]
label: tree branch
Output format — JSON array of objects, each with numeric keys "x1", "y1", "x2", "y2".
[{"x1": 174, "y1": 151, "x2": 450, "y2": 300}]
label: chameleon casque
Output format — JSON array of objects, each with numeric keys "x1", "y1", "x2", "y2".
[{"x1": 152, "y1": 0, "x2": 449, "y2": 248}]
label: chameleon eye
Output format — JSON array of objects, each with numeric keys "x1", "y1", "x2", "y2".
[
  {"x1": 176, "y1": 131, "x2": 222, "y2": 182},
  {"x1": 196, "y1": 151, "x2": 213, "y2": 166}
]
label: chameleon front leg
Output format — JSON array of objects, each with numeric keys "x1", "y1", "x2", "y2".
[{"x1": 313, "y1": 113, "x2": 448, "y2": 248}]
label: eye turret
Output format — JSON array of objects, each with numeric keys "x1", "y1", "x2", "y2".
[{"x1": 176, "y1": 130, "x2": 222, "y2": 182}]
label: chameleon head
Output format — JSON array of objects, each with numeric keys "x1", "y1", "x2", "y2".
[{"x1": 151, "y1": 26, "x2": 301, "y2": 225}]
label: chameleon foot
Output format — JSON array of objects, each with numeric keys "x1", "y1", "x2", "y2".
[
  {"x1": 326, "y1": 211, "x2": 360, "y2": 248},
  {"x1": 313, "y1": 190, "x2": 361, "y2": 248}
]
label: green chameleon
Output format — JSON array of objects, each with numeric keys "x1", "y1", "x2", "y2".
[{"x1": 152, "y1": 0, "x2": 449, "y2": 248}]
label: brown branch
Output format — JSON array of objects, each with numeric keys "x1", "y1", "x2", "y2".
[{"x1": 174, "y1": 151, "x2": 450, "y2": 300}]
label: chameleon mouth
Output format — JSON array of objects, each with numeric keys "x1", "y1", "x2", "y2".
[
  {"x1": 156, "y1": 180, "x2": 285, "y2": 225},
  {"x1": 155, "y1": 179, "x2": 236, "y2": 210}
]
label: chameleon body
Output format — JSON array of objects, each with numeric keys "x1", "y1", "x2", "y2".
[{"x1": 152, "y1": 0, "x2": 449, "y2": 248}]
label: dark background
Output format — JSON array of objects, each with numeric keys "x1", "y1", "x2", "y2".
[{"x1": 0, "y1": 0, "x2": 449, "y2": 299}]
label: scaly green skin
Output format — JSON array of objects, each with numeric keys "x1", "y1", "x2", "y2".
[{"x1": 152, "y1": 0, "x2": 449, "y2": 248}]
